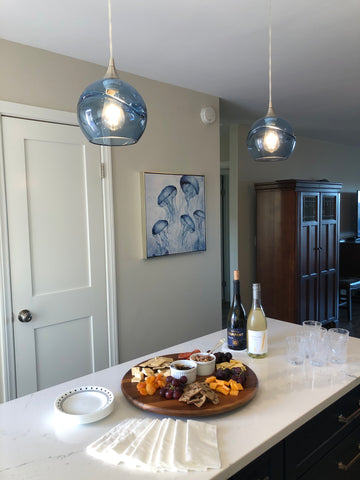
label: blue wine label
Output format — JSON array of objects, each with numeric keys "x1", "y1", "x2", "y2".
[{"x1": 227, "y1": 328, "x2": 246, "y2": 349}]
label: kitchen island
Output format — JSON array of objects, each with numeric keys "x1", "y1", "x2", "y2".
[{"x1": 1, "y1": 318, "x2": 360, "y2": 479}]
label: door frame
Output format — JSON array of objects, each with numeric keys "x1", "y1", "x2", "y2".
[{"x1": 0, "y1": 101, "x2": 118, "y2": 401}]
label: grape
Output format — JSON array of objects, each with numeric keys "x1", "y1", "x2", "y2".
[
  {"x1": 165, "y1": 390, "x2": 173, "y2": 400},
  {"x1": 216, "y1": 367, "x2": 233, "y2": 381},
  {"x1": 159, "y1": 374, "x2": 188, "y2": 401},
  {"x1": 214, "y1": 352, "x2": 222, "y2": 362},
  {"x1": 224, "y1": 352, "x2": 232, "y2": 362},
  {"x1": 173, "y1": 389, "x2": 182, "y2": 400},
  {"x1": 214, "y1": 351, "x2": 233, "y2": 364},
  {"x1": 216, "y1": 369, "x2": 227, "y2": 380},
  {"x1": 172, "y1": 378, "x2": 180, "y2": 387}
]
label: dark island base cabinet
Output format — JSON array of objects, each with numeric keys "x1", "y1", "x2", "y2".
[
  {"x1": 228, "y1": 442, "x2": 283, "y2": 480},
  {"x1": 230, "y1": 384, "x2": 360, "y2": 480}
]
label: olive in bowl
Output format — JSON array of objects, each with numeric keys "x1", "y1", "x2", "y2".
[{"x1": 189, "y1": 352, "x2": 216, "y2": 376}]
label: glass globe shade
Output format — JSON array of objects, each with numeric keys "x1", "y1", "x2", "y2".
[
  {"x1": 247, "y1": 114, "x2": 296, "y2": 161},
  {"x1": 77, "y1": 76, "x2": 147, "y2": 146}
]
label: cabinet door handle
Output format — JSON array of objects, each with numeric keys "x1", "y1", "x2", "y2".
[
  {"x1": 337, "y1": 444, "x2": 360, "y2": 471},
  {"x1": 338, "y1": 402, "x2": 360, "y2": 424}
]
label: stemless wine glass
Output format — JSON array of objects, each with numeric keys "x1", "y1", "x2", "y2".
[
  {"x1": 301, "y1": 320, "x2": 322, "y2": 358},
  {"x1": 308, "y1": 327, "x2": 329, "y2": 367},
  {"x1": 328, "y1": 328, "x2": 349, "y2": 364},
  {"x1": 302, "y1": 320, "x2": 322, "y2": 329},
  {"x1": 286, "y1": 336, "x2": 306, "y2": 365}
]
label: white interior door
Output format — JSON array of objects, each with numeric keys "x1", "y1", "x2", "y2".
[{"x1": 2, "y1": 116, "x2": 109, "y2": 397}]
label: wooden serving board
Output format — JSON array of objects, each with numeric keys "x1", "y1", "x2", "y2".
[{"x1": 121, "y1": 354, "x2": 258, "y2": 417}]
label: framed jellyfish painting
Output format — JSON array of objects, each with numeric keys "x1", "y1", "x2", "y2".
[{"x1": 142, "y1": 172, "x2": 206, "y2": 258}]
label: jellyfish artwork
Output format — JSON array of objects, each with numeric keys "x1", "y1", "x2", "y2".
[
  {"x1": 151, "y1": 219, "x2": 169, "y2": 256},
  {"x1": 193, "y1": 209, "x2": 206, "y2": 251},
  {"x1": 180, "y1": 175, "x2": 199, "y2": 210},
  {"x1": 157, "y1": 185, "x2": 177, "y2": 224},
  {"x1": 180, "y1": 214, "x2": 196, "y2": 250}
]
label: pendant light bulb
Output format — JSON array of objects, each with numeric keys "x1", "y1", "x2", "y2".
[
  {"x1": 247, "y1": 0, "x2": 295, "y2": 161},
  {"x1": 103, "y1": 101, "x2": 125, "y2": 130},
  {"x1": 263, "y1": 130, "x2": 280, "y2": 153},
  {"x1": 77, "y1": 0, "x2": 147, "y2": 146}
]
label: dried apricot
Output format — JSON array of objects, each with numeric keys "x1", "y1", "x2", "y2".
[
  {"x1": 146, "y1": 383, "x2": 157, "y2": 395},
  {"x1": 136, "y1": 381, "x2": 148, "y2": 396}
]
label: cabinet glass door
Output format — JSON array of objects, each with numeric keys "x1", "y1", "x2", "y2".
[
  {"x1": 322, "y1": 195, "x2": 337, "y2": 220},
  {"x1": 303, "y1": 195, "x2": 318, "y2": 222}
]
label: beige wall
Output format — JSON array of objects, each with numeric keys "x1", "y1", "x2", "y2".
[
  {"x1": 222, "y1": 124, "x2": 360, "y2": 310},
  {"x1": 0, "y1": 39, "x2": 222, "y2": 376}
]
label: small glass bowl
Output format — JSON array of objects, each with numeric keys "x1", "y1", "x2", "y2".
[
  {"x1": 170, "y1": 359, "x2": 197, "y2": 384},
  {"x1": 189, "y1": 352, "x2": 216, "y2": 376}
]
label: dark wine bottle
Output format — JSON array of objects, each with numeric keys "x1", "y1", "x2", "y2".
[{"x1": 227, "y1": 270, "x2": 247, "y2": 350}]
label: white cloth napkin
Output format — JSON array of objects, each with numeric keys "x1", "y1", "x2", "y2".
[{"x1": 86, "y1": 417, "x2": 221, "y2": 472}]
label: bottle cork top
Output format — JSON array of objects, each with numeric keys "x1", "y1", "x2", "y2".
[{"x1": 234, "y1": 270, "x2": 239, "y2": 281}]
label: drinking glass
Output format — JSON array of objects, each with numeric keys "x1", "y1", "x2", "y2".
[
  {"x1": 301, "y1": 320, "x2": 322, "y2": 357},
  {"x1": 308, "y1": 327, "x2": 329, "y2": 366},
  {"x1": 286, "y1": 336, "x2": 306, "y2": 365},
  {"x1": 328, "y1": 328, "x2": 349, "y2": 364},
  {"x1": 302, "y1": 320, "x2": 322, "y2": 328}
]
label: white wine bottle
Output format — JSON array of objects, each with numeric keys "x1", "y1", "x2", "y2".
[
  {"x1": 227, "y1": 270, "x2": 247, "y2": 350},
  {"x1": 247, "y1": 283, "x2": 267, "y2": 358}
]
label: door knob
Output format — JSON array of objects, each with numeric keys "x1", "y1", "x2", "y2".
[{"x1": 18, "y1": 309, "x2": 32, "y2": 323}]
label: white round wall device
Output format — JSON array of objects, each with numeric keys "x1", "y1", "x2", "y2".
[{"x1": 200, "y1": 106, "x2": 216, "y2": 124}]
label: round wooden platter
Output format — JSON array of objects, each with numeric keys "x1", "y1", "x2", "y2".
[{"x1": 121, "y1": 354, "x2": 258, "y2": 417}]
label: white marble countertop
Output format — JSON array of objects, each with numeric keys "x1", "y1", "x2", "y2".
[{"x1": 1, "y1": 318, "x2": 360, "y2": 480}]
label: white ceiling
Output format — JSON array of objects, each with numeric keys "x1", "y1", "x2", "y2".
[{"x1": 1, "y1": 0, "x2": 359, "y2": 146}]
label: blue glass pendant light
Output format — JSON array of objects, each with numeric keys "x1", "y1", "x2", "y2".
[
  {"x1": 77, "y1": 0, "x2": 147, "y2": 146},
  {"x1": 247, "y1": 0, "x2": 295, "y2": 161}
]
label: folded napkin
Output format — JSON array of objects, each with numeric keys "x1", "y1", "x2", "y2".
[{"x1": 86, "y1": 417, "x2": 221, "y2": 472}]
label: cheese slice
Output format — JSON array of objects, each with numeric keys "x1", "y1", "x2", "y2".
[{"x1": 216, "y1": 359, "x2": 245, "y2": 370}]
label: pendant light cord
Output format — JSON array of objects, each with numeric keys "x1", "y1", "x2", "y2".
[
  {"x1": 108, "y1": 0, "x2": 113, "y2": 60},
  {"x1": 105, "y1": 0, "x2": 118, "y2": 78},
  {"x1": 267, "y1": 0, "x2": 274, "y2": 115}
]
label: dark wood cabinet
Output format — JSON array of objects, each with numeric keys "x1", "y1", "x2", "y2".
[
  {"x1": 255, "y1": 179, "x2": 342, "y2": 325},
  {"x1": 232, "y1": 384, "x2": 360, "y2": 480},
  {"x1": 284, "y1": 384, "x2": 360, "y2": 479},
  {"x1": 229, "y1": 442, "x2": 283, "y2": 480}
]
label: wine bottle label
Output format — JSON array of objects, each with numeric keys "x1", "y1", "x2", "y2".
[
  {"x1": 227, "y1": 328, "x2": 246, "y2": 349},
  {"x1": 247, "y1": 330, "x2": 268, "y2": 355}
]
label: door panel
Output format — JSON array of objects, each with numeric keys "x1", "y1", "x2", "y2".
[
  {"x1": 34, "y1": 316, "x2": 93, "y2": 390},
  {"x1": 300, "y1": 205, "x2": 319, "y2": 322},
  {"x1": 2, "y1": 116, "x2": 109, "y2": 397},
  {"x1": 25, "y1": 139, "x2": 90, "y2": 294}
]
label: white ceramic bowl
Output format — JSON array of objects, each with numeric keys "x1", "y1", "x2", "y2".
[
  {"x1": 189, "y1": 352, "x2": 216, "y2": 376},
  {"x1": 170, "y1": 359, "x2": 197, "y2": 384}
]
